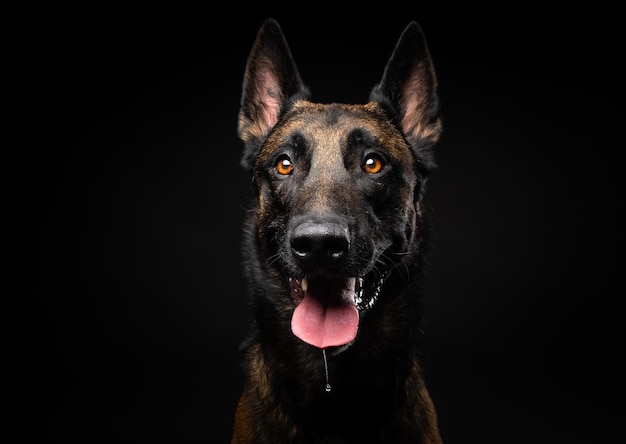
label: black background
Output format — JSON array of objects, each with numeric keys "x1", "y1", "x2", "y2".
[{"x1": 8, "y1": 5, "x2": 623, "y2": 443}]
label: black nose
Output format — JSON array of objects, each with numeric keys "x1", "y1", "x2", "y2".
[{"x1": 290, "y1": 221, "x2": 350, "y2": 268}]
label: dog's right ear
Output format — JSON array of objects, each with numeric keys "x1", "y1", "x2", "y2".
[{"x1": 238, "y1": 18, "x2": 310, "y2": 171}]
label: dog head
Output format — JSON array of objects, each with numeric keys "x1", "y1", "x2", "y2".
[{"x1": 238, "y1": 19, "x2": 441, "y2": 350}]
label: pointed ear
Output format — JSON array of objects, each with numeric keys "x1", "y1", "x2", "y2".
[
  {"x1": 238, "y1": 18, "x2": 310, "y2": 170},
  {"x1": 369, "y1": 22, "x2": 442, "y2": 174}
]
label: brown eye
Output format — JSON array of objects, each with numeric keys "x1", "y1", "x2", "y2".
[
  {"x1": 275, "y1": 155, "x2": 294, "y2": 175},
  {"x1": 362, "y1": 154, "x2": 384, "y2": 174}
]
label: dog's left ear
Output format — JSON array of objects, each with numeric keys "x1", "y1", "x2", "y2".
[
  {"x1": 369, "y1": 22, "x2": 442, "y2": 174},
  {"x1": 238, "y1": 18, "x2": 311, "y2": 171}
]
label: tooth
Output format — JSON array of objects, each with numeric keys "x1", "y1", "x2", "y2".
[{"x1": 301, "y1": 277, "x2": 308, "y2": 291}]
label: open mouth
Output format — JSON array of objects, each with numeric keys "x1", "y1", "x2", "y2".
[{"x1": 289, "y1": 273, "x2": 385, "y2": 349}]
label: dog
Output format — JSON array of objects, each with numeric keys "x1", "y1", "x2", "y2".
[{"x1": 231, "y1": 18, "x2": 443, "y2": 443}]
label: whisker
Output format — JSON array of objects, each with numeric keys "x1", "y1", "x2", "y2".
[
  {"x1": 266, "y1": 253, "x2": 281, "y2": 266},
  {"x1": 388, "y1": 250, "x2": 411, "y2": 256}
]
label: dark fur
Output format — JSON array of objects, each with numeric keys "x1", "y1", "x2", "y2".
[{"x1": 232, "y1": 18, "x2": 443, "y2": 443}]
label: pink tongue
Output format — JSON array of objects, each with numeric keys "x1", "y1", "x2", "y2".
[{"x1": 291, "y1": 277, "x2": 359, "y2": 348}]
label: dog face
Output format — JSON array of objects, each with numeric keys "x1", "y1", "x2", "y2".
[
  {"x1": 256, "y1": 101, "x2": 418, "y2": 274},
  {"x1": 238, "y1": 19, "x2": 441, "y2": 350}
]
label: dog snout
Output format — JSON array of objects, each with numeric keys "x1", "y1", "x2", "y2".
[{"x1": 290, "y1": 221, "x2": 350, "y2": 269}]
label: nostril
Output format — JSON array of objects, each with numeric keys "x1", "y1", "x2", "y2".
[
  {"x1": 290, "y1": 222, "x2": 349, "y2": 265},
  {"x1": 291, "y1": 237, "x2": 313, "y2": 257},
  {"x1": 325, "y1": 236, "x2": 348, "y2": 258}
]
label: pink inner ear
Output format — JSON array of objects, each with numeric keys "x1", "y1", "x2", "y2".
[
  {"x1": 257, "y1": 69, "x2": 283, "y2": 130},
  {"x1": 400, "y1": 67, "x2": 427, "y2": 138}
]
